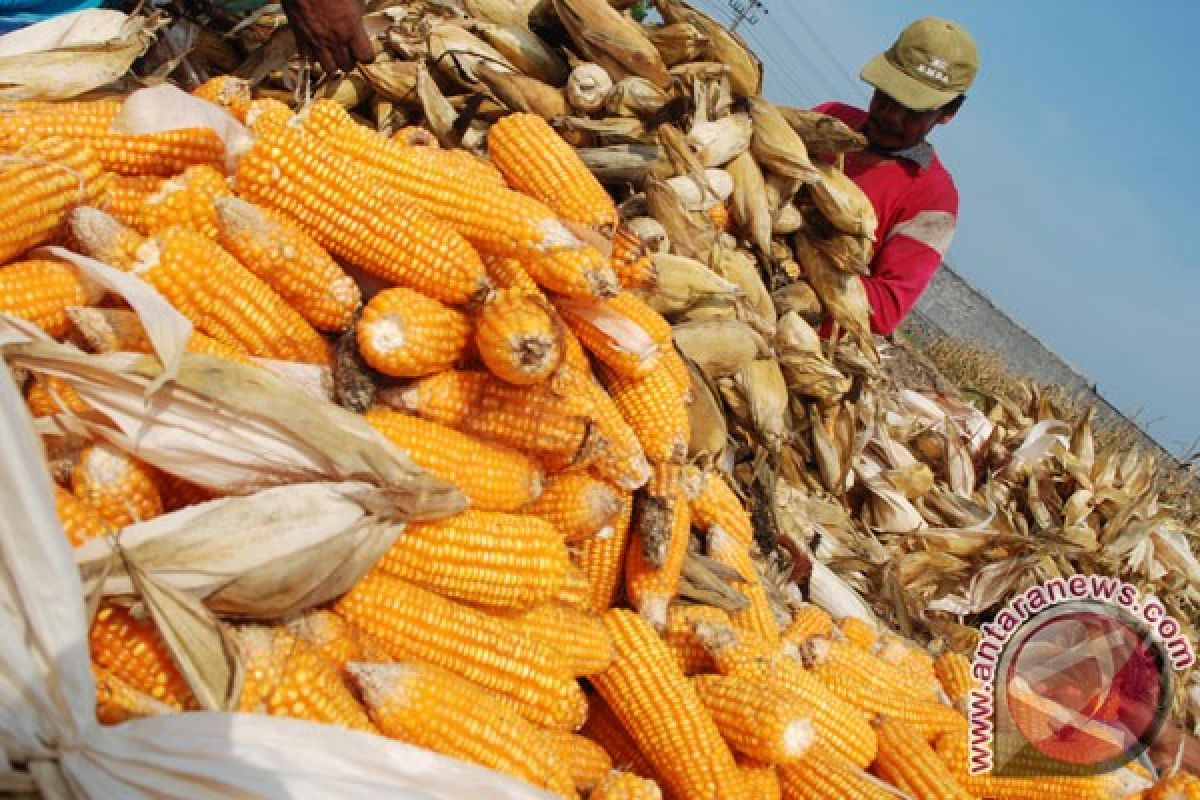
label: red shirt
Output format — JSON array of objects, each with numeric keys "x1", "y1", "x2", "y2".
[{"x1": 813, "y1": 102, "x2": 959, "y2": 336}]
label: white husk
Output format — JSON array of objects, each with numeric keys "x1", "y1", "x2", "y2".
[
  {"x1": 555, "y1": 296, "x2": 659, "y2": 364},
  {"x1": 625, "y1": 217, "x2": 669, "y2": 253},
  {"x1": 687, "y1": 113, "x2": 753, "y2": 167},
  {"x1": 566, "y1": 63, "x2": 612, "y2": 113},
  {"x1": 110, "y1": 84, "x2": 252, "y2": 173},
  {"x1": 642, "y1": 253, "x2": 739, "y2": 315}
]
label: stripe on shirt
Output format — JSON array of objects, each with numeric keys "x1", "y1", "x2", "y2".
[{"x1": 887, "y1": 210, "x2": 956, "y2": 256}]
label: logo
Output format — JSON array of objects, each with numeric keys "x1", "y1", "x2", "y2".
[
  {"x1": 965, "y1": 577, "x2": 1194, "y2": 777},
  {"x1": 916, "y1": 56, "x2": 951, "y2": 85}
]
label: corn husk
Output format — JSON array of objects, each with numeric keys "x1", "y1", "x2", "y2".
[
  {"x1": 801, "y1": 229, "x2": 873, "y2": 276},
  {"x1": 577, "y1": 144, "x2": 665, "y2": 183},
  {"x1": 605, "y1": 76, "x2": 670, "y2": 118},
  {"x1": 472, "y1": 22, "x2": 569, "y2": 85},
  {"x1": 625, "y1": 216, "x2": 670, "y2": 253},
  {"x1": 777, "y1": 106, "x2": 867, "y2": 157},
  {"x1": 856, "y1": 455, "x2": 926, "y2": 534},
  {"x1": 645, "y1": 174, "x2": 715, "y2": 261},
  {"x1": 555, "y1": 114, "x2": 646, "y2": 143},
  {"x1": 477, "y1": 62, "x2": 567, "y2": 118},
  {"x1": 810, "y1": 164, "x2": 878, "y2": 241},
  {"x1": 772, "y1": 280, "x2": 823, "y2": 324},
  {"x1": 657, "y1": 122, "x2": 712, "y2": 197},
  {"x1": 656, "y1": 0, "x2": 761, "y2": 97},
  {"x1": 709, "y1": 246, "x2": 775, "y2": 337},
  {"x1": 317, "y1": 73, "x2": 372, "y2": 109},
  {"x1": 464, "y1": 0, "x2": 528, "y2": 25},
  {"x1": 644, "y1": 22, "x2": 707, "y2": 66},
  {"x1": 684, "y1": 356, "x2": 727, "y2": 460},
  {"x1": 664, "y1": 169, "x2": 732, "y2": 211},
  {"x1": 416, "y1": 61, "x2": 462, "y2": 148},
  {"x1": 111, "y1": 84, "x2": 251, "y2": 174},
  {"x1": 639, "y1": 253, "x2": 738, "y2": 314},
  {"x1": 565, "y1": 62, "x2": 613, "y2": 112},
  {"x1": 553, "y1": 0, "x2": 670, "y2": 88},
  {"x1": 776, "y1": 314, "x2": 851, "y2": 405},
  {"x1": 428, "y1": 24, "x2": 517, "y2": 89},
  {"x1": 358, "y1": 59, "x2": 419, "y2": 102},
  {"x1": 725, "y1": 151, "x2": 772, "y2": 253},
  {"x1": 795, "y1": 235, "x2": 874, "y2": 357},
  {"x1": 719, "y1": 359, "x2": 790, "y2": 452},
  {"x1": 554, "y1": 294, "x2": 661, "y2": 372},
  {"x1": 747, "y1": 96, "x2": 821, "y2": 184},
  {"x1": 687, "y1": 112, "x2": 753, "y2": 168},
  {"x1": 672, "y1": 318, "x2": 768, "y2": 380}
]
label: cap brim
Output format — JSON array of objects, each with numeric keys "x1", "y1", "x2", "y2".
[{"x1": 860, "y1": 52, "x2": 959, "y2": 112}]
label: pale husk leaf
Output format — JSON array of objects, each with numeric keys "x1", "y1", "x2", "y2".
[
  {"x1": 771, "y1": 280, "x2": 823, "y2": 324},
  {"x1": 111, "y1": 84, "x2": 251, "y2": 173},
  {"x1": 477, "y1": 63, "x2": 567, "y2": 119},
  {"x1": 472, "y1": 22, "x2": 569, "y2": 85},
  {"x1": 809, "y1": 164, "x2": 878, "y2": 240},
  {"x1": 721, "y1": 359, "x2": 789, "y2": 452},
  {"x1": 672, "y1": 318, "x2": 768, "y2": 380},
  {"x1": 709, "y1": 246, "x2": 775, "y2": 337},
  {"x1": 645, "y1": 174, "x2": 715, "y2": 260},
  {"x1": 464, "y1": 0, "x2": 528, "y2": 25},
  {"x1": 687, "y1": 112, "x2": 753, "y2": 168},
  {"x1": 644, "y1": 22, "x2": 708, "y2": 66},
  {"x1": 553, "y1": 0, "x2": 671, "y2": 88},
  {"x1": 605, "y1": 77, "x2": 670, "y2": 118},
  {"x1": 656, "y1": 0, "x2": 761, "y2": 97},
  {"x1": 683, "y1": 355, "x2": 727, "y2": 460},
  {"x1": 855, "y1": 455, "x2": 926, "y2": 534},
  {"x1": 777, "y1": 105, "x2": 867, "y2": 156},
  {"x1": 577, "y1": 144, "x2": 664, "y2": 184},
  {"x1": 428, "y1": 23, "x2": 517, "y2": 89},
  {"x1": 554, "y1": 295, "x2": 661, "y2": 368},
  {"x1": 747, "y1": 96, "x2": 821, "y2": 183},
  {"x1": 802, "y1": 230, "x2": 873, "y2": 276},
  {"x1": 795, "y1": 234, "x2": 874, "y2": 356},
  {"x1": 725, "y1": 151, "x2": 772, "y2": 254},
  {"x1": 358, "y1": 60, "x2": 419, "y2": 102}
]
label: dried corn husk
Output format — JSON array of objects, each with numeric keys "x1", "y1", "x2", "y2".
[
  {"x1": 645, "y1": 174, "x2": 715, "y2": 260},
  {"x1": 719, "y1": 359, "x2": 790, "y2": 451},
  {"x1": 810, "y1": 164, "x2": 878, "y2": 240},
  {"x1": 605, "y1": 76, "x2": 670, "y2": 117},
  {"x1": 747, "y1": 96, "x2": 821, "y2": 184},
  {"x1": 428, "y1": 24, "x2": 517, "y2": 88},
  {"x1": 554, "y1": 294, "x2": 661, "y2": 372},
  {"x1": 566, "y1": 62, "x2": 613, "y2": 112},
  {"x1": 672, "y1": 318, "x2": 768, "y2": 380},
  {"x1": 801, "y1": 229, "x2": 873, "y2": 276},
  {"x1": 625, "y1": 216, "x2": 670, "y2": 253},
  {"x1": 477, "y1": 63, "x2": 567, "y2": 118},
  {"x1": 777, "y1": 105, "x2": 867, "y2": 156},
  {"x1": 640, "y1": 253, "x2": 738, "y2": 315},
  {"x1": 657, "y1": 0, "x2": 761, "y2": 97},
  {"x1": 665, "y1": 169, "x2": 732, "y2": 211},
  {"x1": 555, "y1": 115, "x2": 646, "y2": 143},
  {"x1": 657, "y1": 123, "x2": 712, "y2": 195},
  {"x1": 776, "y1": 314, "x2": 850, "y2": 405},
  {"x1": 684, "y1": 356, "x2": 727, "y2": 460},
  {"x1": 725, "y1": 151, "x2": 772, "y2": 254},
  {"x1": 795, "y1": 235, "x2": 873, "y2": 355},
  {"x1": 464, "y1": 0, "x2": 528, "y2": 25},
  {"x1": 709, "y1": 246, "x2": 775, "y2": 337},
  {"x1": 856, "y1": 455, "x2": 926, "y2": 534},
  {"x1": 772, "y1": 281, "x2": 823, "y2": 323},
  {"x1": 644, "y1": 22, "x2": 707, "y2": 66},
  {"x1": 358, "y1": 60, "x2": 419, "y2": 102},
  {"x1": 317, "y1": 73, "x2": 372, "y2": 108},
  {"x1": 472, "y1": 22, "x2": 569, "y2": 85},
  {"x1": 578, "y1": 144, "x2": 665, "y2": 183},
  {"x1": 553, "y1": 0, "x2": 670, "y2": 88},
  {"x1": 415, "y1": 62, "x2": 462, "y2": 148},
  {"x1": 688, "y1": 112, "x2": 753, "y2": 167}
]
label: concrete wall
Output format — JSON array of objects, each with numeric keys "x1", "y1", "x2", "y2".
[{"x1": 901, "y1": 263, "x2": 1181, "y2": 464}]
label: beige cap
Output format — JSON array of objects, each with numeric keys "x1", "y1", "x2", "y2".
[{"x1": 860, "y1": 17, "x2": 979, "y2": 112}]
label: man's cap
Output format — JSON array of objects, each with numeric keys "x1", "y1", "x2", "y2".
[{"x1": 860, "y1": 17, "x2": 979, "y2": 112}]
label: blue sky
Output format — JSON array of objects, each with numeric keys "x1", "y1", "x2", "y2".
[{"x1": 687, "y1": 0, "x2": 1199, "y2": 456}]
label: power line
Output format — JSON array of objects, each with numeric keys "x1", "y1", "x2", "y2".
[{"x1": 724, "y1": 0, "x2": 768, "y2": 32}]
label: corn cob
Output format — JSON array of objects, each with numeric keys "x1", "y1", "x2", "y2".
[
  {"x1": 67, "y1": 205, "x2": 148, "y2": 270},
  {"x1": 708, "y1": 527, "x2": 782, "y2": 648},
  {"x1": 579, "y1": 374, "x2": 652, "y2": 489},
  {"x1": 0, "y1": 99, "x2": 121, "y2": 124},
  {"x1": 234, "y1": 625, "x2": 376, "y2": 732},
  {"x1": 698, "y1": 622, "x2": 878, "y2": 768},
  {"x1": 933, "y1": 651, "x2": 976, "y2": 714},
  {"x1": 692, "y1": 673, "x2": 816, "y2": 765},
  {"x1": 708, "y1": 201, "x2": 730, "y2": 232},
  {"x1": 578, "y1": 491, "x2": 634, "y2": 613},
  {"x1": 349, "y1": 662, "x2": 576, "y2": 798},
  {"x1": 557, "y1": 562, "x2": 593, "y2": 610},
  {"x1": 610, "y1": 227, "x2": 657, "y2": 290},
  {"x1": 525, "y1": 472, "x2": 621, "y2": 543},
  {"x1": 778, "y1": 742, "x2": 895, "y2": 800},
  {"x1": 67, "y1": 305, "x2": 253, "y2": 364},
  {"x1": 488, "y1": 113, "x2": 618, "y2": 233},
  {"x1": 90, "y1": 604, "x2": 196, "y2": 710},
  {"x1": 624, "y1": 484, "x2": 690, "y2": 630},
  {"x1": 374, "y1": 510, "x2": 569, "y2": 610},
  {"x1": 799, "y1": 637, "x2": 967, "y2": 741},
  {"x1": 27, "y1": 374, "x2": 90, "y2": 417},
  {"x1": 1145, "y1": 774, "x2": 1200, "y2": 800},
  {"x1": 783, "y1": 604, "x2": 834, "y2": 648},
  {"x1": 285, "y1": 610, "x2": 392, "y2": 676},
  {"x1": 357, "y1": 287, "x2": 470, "y2": 377},
  {"x1": 540, "y1": 729, "x2": 613, "y2": 794},
  {"x1": 505, "y1": 602, "x2": 615, "y2": 677},
  {"x1": 839, "y1": 616, "x2": 879, "y2": 650},
  {"x1": 602, "y1": 365, "x2": 690, "y2": 465},
  {"x1": 71, "y1": 443, "x2": 164, "y2": 529},
  {"x1": 484, "y1": 253, "x2": 542, "y2": 294},
  {"x1": 687, "y1": 468, "x2": 755, "y2": 548},
  {"x1": 662, "y1": 349, "x2": 692, "y2": 398},
  {"x1": 93, "y1": 664, "x2": 174, "y2": 725},
  {"x1": 191, "y1": 75, "x2": 253, "y2": 121},
  {"x1": 335, "y1": 571, "x2": 586, "y2": 730},
  {"x1": 233, "y1": 121, "x2": 489, "y2": 306},
  {"x1": 933, "y1": 730, "x2": 1121, "y2": 800},
  {"x1": 54, "y1": 485, "x2": 113, "y2": 546},
  {"x1": 590, "y1": 609, "x2": 745, "y2": 800},
  {"x1": 580, "y1": 695, "x2": 660, "y2": 781},
  {"x1": 130, "y1": 226, "x2": 332, "y2": 364},
  {"x1": 737, "y1": 758, "x2": 781, "y2": 800},
  {"x1": 243, "y1": 97, "x2": 292, "y2": 137},
  {"x1": 101, "y1": 178, "x2": 160, "y2": 229},
  {"x1": 590, "y1": 771, "x2": 664, "y2": 800},
  {"x1": 134, "y1": 164, "x2": 230, "y2": 238},
  {"x1": 0, "y1": 259, "x2": 98, "y2": 338},
  {"x1": 556, "y1": 294, "x2": 666, "y2": 379},
  {"x1": 560, "y1": 324, "x2": 592, "y2": 373},
  {"x1": 664, "y1": 603, "x2": 731, "y2": 675},
  {"x1": 873, "y1": 716, "x2": 972, "y2": 800},
  {"x1": 393, "y1": 369, "x2": 602, "y2": 466},
  {"x1": 474, "y1": 289, "x2": 564, "y2": 385},
  {"x1": 874, "y1": 635, "x2": 940, "y2": 700},
  {"x1": 364, "y1": 406, "x2": 543, "y2": 512},
  {"x1": 525, "y1": 244, "x2": 620, "y2": 299}
]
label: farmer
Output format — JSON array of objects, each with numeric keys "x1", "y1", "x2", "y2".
[{"x1": 815, "y1": 17, "x2": 977, "y2": 337}]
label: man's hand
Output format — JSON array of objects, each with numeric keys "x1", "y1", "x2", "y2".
[{"x1": 282, "y1": 0, "x2": 375, "y2": 75}]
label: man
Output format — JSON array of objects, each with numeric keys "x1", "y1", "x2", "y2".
[{"x1": 814, "y1": 17, "x2": 978, "y2": 337}]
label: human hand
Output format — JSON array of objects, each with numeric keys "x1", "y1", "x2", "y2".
[{"x1": 282, "y1": 0, "x2": 375, "y2": 74}]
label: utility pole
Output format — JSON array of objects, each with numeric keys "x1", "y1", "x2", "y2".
[{"x1": 727, "y1": 0, "x2": 768, "y2": 31}]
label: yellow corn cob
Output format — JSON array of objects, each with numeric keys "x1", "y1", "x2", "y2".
[
  {"x1": 233, "y1": 121, "x2": 490, "y2": 306},
  {"x1": 579, "y1": 374, "x2": 652, "y2": 489},
  {"x1": 101, "y1": 180, "x2": 160, "y2": 229},
  {"x1": 0, "y1": 98, "x2": 121, "y2": 123},
  {"x1": 234, "y1": 625, "x2": 376, "y2": 732},
  {"x1": 71, "y1": 443, "x2": 164, "y2": 528},
  {"x1": 692, "y1": 673, "x2": 816, "y2": 765},
  {"x1": 578, "y1": 491, "x2": 634, "y2": 613},
  {"x1": 66, "y1": 305, "x2": 252, "y2": 364},
  {"x1": 374, "y1": 510, "x2": 568, "y2": 610},
  {"x1": 590, "y1": 771, "x2": 664, "y2": 800},
  {"x1": 191, "y1": 75, "x2": 252, "y2": 121},
  {"x1": 484, "y1": 253, "x2": 542, "y2": 294},
  {"x1": 392, "y1": 126, "x2": 439, "y2": 147},
  {"x1": 364, "y1": 406, "x2": 543, "y2": 512},
  {"x1": 580, "y1": 696, "x2": 661, "y2": 781},
  {"x1": 525, "y1": 472, "x2": 621, "y2": 543},
  {"x1": 708, "y1": 527, "x2": 782, "y2": 648},
  {"x1": 474, "y1": 289, "x2": 564, "y2": 385},
  {"x1": 783, "y1": 604, "x2": 834, "y2": 648},
  {"x1": 591, "y1": 609, "x2": 746, "y2": 800},
  {"x1": 155, "y1": 472, "x2": 217, "y2": 512},
  {"x1": 335, "y1": 571, "x2": 586, "y2": 730},
  {"x1": 0, "y1": 259, "x2": 96, "y2": 338},
  {"x1": 1146, "y1": 774, "x2": 1200, "y2": 800},
  {"x1": 873, "y1": 717, "x2": 972, "y2": 800},
  {"x1": 54, "y1": 485, "x2": 113, "y2": 546},
  {"x1": 688, "y1": 468, "x2": 755, "y2": 548},
  {"x1": 602, "y1": 366, "x2": 690, "y2": 464},
  {"x1": 396, "y1": 369, "x2": 602, "y2": 467},
  {"x1": 610, "y1": 227, "x2": 657, "y2": 290},
  {"x1": 67, "y1": 204, "x2": 148, "y2": 270},
  {"x1": 838, "y1": 616, "x2": 879, "y2": 651},
  {"x1": 505, "y1": 602, "x2": 615, "y2": 677},
  {"x1": 0, "y1": 136, "x2": 109, "y2": 261},
  {"x1": 933, "y1": 730, "x2": 1121, "y2": 800},
  {"x1": 130, "y1": 226, "x2": 332, "y2": 365},
  {"x1": 93, "y1": 664, "x2": 175, "y2": 725},
  {"x1": 708, "y1": 201, "x2": 730, "y2": 232},
  {"x1": 525, "y1": 244, "x2": 620, "y2": 299},
  {"x1": 357, "y1": 287, "x2": 470, "y2": 377},
  {"x1": 557, "y1": 561, "x2": 593, "y2": 610},
  {"x1": 664, "y1": 603, "x2": 731, "y2": 675},
  {"x1": 134, "y1": 164, "x2": 231, "y2": 237},
  {"x1": 560, "y1": 324, "x2": 592, "y2": 373},
  {"x1": 624, "y1": 484, "x2": 690, "y2": 631},
  {"x1": 933, "y1": 651, "x2": 977, "y2": 714},
  {"x1": 556, "y1": 294, "x2": 666, "y2": 379},
  {"x1": 874, "y1": 635, "x2": 940, "y2": 700},
  {"x1": 285, "y1": 610, "x2": 392, "y2": 676},
  {"x1": 799, "y1": 637, "x2": 967, "y2": 741},
  {"x1": 29, "y1": 375, "x2": 90, "y2": 417},
  {"x1": 112, "y1": 174, "x2": 164, "y2": 192},
  {"x1": 488, "y1": 112, "x2": 618, "y2": 233},
  {"x1": 90, "y1": 604, "x2": 196, "y2": 710},
  {"x1": 737, "y1": 758, "x2": 781, "y2": 800},
  {"x1": 243, "y1": 97, "x2": 292, "y2": 137},
  {"x1": 349, "y1": 662, "x2": 577, "y2": 799},
  {"x1": 541, "y1": 730, "x2": 613, "y2": 795},
  {"x1": 778, "y1": 742, "x2": 895, "y2": 800},
  {"x1": 661, "y1": 347, "x2": 691, "y2": 397},
  {"x1": 698, "y1": 622, "x2": 878, "y2": 769}
]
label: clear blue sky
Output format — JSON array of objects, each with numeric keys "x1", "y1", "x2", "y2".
[{"x1": 686, "y1": 0, "x2": 1199, "y2": 456}]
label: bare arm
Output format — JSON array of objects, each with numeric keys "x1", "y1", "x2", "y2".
[{"x1": 282, "y1": 0, "x2": 375, "y2": 74}]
